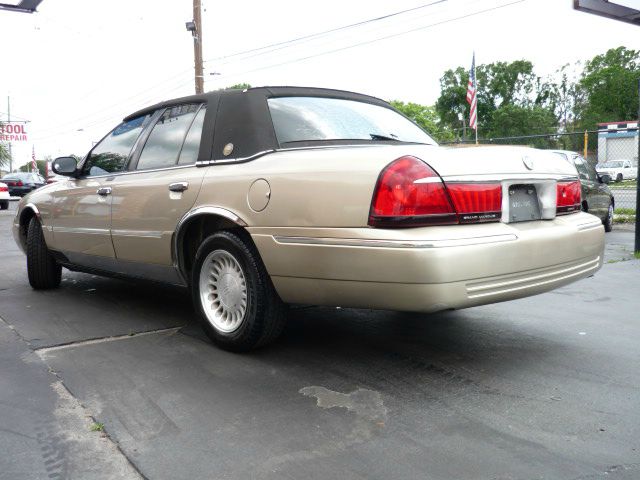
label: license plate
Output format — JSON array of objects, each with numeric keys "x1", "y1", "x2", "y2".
[{"x1": 508, "y1": 184, "x2": 541, "y2": 223}]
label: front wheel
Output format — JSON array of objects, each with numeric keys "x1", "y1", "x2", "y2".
[
  {"x1": 27, "y1": 217, "x2": 62, "y2": 289},
  {"x1": 616, "y1": 173, "x2": 623, "y2": 182},
  {"x1": 191, "y1": 230, "x2": 287, "y2": 352},
  {"x1": 603, "y1": 202, "x2": 614, "y2": 232}
]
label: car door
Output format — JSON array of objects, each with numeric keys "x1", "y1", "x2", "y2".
[
  {"x1": 623, "y1": 160, "x2": 635, "y2": 179},
  {"x1": 572, "y1": 155, "x2": 601, "y2": 216},
  {"x1": 49, "y1": 114, "x2": 151, "y2": 260},
  {"x1": 109, "y1": 104, "x2": 208, "y2": 269}
]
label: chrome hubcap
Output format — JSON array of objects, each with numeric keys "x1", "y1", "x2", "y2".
[{"x1": 199, "y1": 250, "x2": 247, "y2": 333}]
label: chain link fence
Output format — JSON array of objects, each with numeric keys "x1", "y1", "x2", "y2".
[{"x1": 445, "y1": 126, "x2": 639, "y2": 228}]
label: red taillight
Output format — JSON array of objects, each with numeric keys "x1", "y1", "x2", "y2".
[
  {"x1": 369, "y1": 156, "x2": 457, "y2": 227},
  {"x1": 16, "y1": 180, "x2": 23, "y2": 186},
  {"x1": 556, "y1": 181, "x2": 581, "y2": 215},
  {"x1": 0, "y1": 185, "x2": 7, "y2": 192},
  {"x1": 446, "y1": 183, "x2": 502, "y2": 223}
]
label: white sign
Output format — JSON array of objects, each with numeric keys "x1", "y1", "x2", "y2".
[{"x1": 0, "y1": 123, "x2": 28, "y2": 142}]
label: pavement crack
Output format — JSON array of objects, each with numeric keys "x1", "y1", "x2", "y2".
[{"x1": 35, "y1": 327, "x2": 183, "y2": 357}]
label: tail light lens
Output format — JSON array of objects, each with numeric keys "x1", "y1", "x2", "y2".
[
  {"x1": 0, "y1": 185, "x2": 7, "y2": 192},
  {"x1": 16, "y1": 180, "x2": 23, "y2": 186},
  {"x1": 446, "y1": 183, "x2": 502, "y2": 223},
  {"x1": 368, "y1": 156, "x2": 504, "y2": 228},
  {"x1": 369, "y1": 156, "x2": 457, "y2": 227},
  {"x1": 556, "y1": 181, "x2": 581, "y2": 214}
]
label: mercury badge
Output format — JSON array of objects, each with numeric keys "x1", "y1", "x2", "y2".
[{"x1": 522, "y1": 155, "x2": 534, "y2": 170}]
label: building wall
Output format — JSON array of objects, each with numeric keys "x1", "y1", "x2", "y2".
[{"x1": 597, "y1": 121, "x2": 639, "y2": 165}]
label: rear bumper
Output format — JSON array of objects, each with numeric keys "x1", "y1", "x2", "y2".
[
  {"x1": 8, "y1": 186, "x2": 34, "y2": 196},
  {"x1": 250, "y1": 212, "x2": 604, "y2": 312}
]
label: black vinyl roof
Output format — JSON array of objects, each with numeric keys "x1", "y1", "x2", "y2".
[
  {"x1": 123, "y1": 86, "x2": 399, "y2": 162},
  {"x1": 124, "y1": 86, "x2": 391, "y2": 122}
]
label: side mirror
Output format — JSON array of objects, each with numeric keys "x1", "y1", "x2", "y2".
[
  {"x1": 51, "y1": 157, "x2": 77, "y2": 176},
  {"x1": 599, "y1": 174, "x2": 611, "y2": 184}
]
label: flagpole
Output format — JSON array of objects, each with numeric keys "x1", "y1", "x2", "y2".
[{"x1": 474, "y1": 53, "x2": 478, "y2": 145}]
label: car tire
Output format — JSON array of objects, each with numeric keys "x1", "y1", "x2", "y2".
[
  {"x1": 0, "y1": 200, "x2": 8, "y2": 210},
  {"x1": 27, "y1": 217, "x2": 62, "y2": 290},
  {"x1": 616, "y1": 173, "x2": 623, "y2": 182},
  {"x1": 603, "y1": 202, "x2": 614, "y2": 232},
  {"x1": 191, "y1": 230, "x2": 287, "y2": 352}
]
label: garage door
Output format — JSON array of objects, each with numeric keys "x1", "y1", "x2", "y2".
[{"x1": 606, "y1": 136, "x2": 635, "y2": 161}]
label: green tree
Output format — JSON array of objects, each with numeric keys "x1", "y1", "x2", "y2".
[
  {"x1": 19, "y1": 159, "x2": 48, "y2": 177},
  {"x1": 0, "y1": 143, "x2": 9, "y2": 170},
  {"x1": 487, "y1": 105, "x2": 558, "y2": 147},
  {"x1": 224, "y1": 83, "x2": 251, "y2": 90},
  {"x1": 576, "y1": 46, "x2": 640, "y2": 129},
  {"x1": 390, "y1": 100, "x2": 453, "y2": 143},
  {"x1": 435, "y1": 59, "x2": 557, "y2": 139}
]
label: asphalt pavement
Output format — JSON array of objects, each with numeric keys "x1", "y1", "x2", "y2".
[{"x1": 1, "y1": 200, "x2": 639, "y2": 480}]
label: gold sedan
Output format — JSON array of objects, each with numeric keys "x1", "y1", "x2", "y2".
[{"x1": 13, "y1": 87, "x2": 604, "y2": 351}]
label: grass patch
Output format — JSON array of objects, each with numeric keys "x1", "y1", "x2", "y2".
[
  {"x1": 608, "y1": 180, "x2": 637, "y2": 189},
  {"x1": 90, "y1": 422, "x2": 104, "y2": 432},
  {"x1": 635, "y1": 252, "x2": 640, "y2": 260},
  {"x1": 615, "y1": 207, "x2": 636, "y2": 215}
]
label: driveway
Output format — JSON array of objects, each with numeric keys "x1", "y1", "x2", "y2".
[{"x1": 1, "y1": 201, "x2": 639, "y2": 480}]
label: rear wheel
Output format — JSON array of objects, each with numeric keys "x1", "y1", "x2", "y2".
[
  {"x1": 27, "y1": 217, "x2": 62, "y2": 289},
  {"x1": 191, "y1": 230, "x2": 287, "y2": 352},
  {"x1": 0, "y1": 200, "x2": 8, "y2": 210},
  {"x1": 603, "y1": 202, "x2": 614, "y2": 232},
  {"x1": 616, "y1": 173, "x2": 623, "y2": 182}
]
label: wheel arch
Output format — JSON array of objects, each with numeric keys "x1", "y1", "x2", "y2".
[
  {"x1": 17, "y1": 203, "x2": 41, "y2": 252},
  {"x1": 173, "y1": 206, "x2": 250, "y2": 285}
]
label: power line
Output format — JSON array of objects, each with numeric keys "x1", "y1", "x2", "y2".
[
  {"x1": 203, "y1": 0, "x2": 448, "y2": 65},
  {"x1": 207, "y1": 0, "x2": 527, "y2": 82}
]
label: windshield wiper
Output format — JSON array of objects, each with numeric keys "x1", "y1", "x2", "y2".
[{"x1": 370, "y1": 133, "x2": 399, "y2": 141}]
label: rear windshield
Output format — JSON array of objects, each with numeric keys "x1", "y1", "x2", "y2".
[
  {"x1": 601, "y1": 161, "x2": 623, "y2": 168},
  {"x1": 2, "y1": 173, "x2": 33, "y2": 180},
  {"x1": 268, "y1": 97, "x2": 435, "y2": 146}
]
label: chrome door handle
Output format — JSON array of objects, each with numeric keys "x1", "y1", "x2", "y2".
[
  {"x1": 169, "y1": 182, "x2": 189, "y2": 192},
  {"x1": 97, "y1": 187, "x2": 112, "y2": 196}
]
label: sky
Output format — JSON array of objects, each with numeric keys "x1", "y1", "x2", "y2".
[{"x1": 0, "y1": 0, "x2": 639, "y2": 170}]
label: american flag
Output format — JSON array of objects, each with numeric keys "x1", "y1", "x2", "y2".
[
  {"x1": 31, "y1": 146, "x2": 37, "y2": 173},
  {"x1": 466, "y1": 53, "x2": 477, "y2": 131}
]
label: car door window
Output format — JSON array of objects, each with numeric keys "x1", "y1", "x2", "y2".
[
  {"x1": 136, "y1": 104, "x2": 201, "y2": 170},
  {"x1": 573, "y1": 156, "x2": 589, "y2": 181},
  {"x1": 178, "y1": 106, "x2": 206, "y2": 165},
  {"x1": 84, "y1": 115, "x2": 150, "y2": 177}
]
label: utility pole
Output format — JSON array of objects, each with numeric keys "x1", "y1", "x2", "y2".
[
  {"x1": 7, "y1": 96, "x2": 12, "y2": 173},
  {"x1": 635, "y1": 78, "x2": 640, "y2": 254},
  {"x1": 192, "y1": 0, "x2": 204, "y2": 95}
]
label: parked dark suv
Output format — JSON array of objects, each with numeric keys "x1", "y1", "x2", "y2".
[
  {"x1": 1, "y1": 172, "x2": 46, "y2": 197},
  {"x1": 551, "y1": 150, "x2": 615, "y2": 232}
]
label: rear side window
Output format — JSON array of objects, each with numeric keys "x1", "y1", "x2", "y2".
[
  {"x1": 84, "y1": 115, "x2": 150, "y2": 176},
  {"x1": 137, "y1": 104, "x2": 201, "y2": 170},
  {"x1": 178, "y1": 106, "x2": 206, "y2": 165},
  {"x1": 268, "y1": 97, "x2": 435, "y2": 145}
]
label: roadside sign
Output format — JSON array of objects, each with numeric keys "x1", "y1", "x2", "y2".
[{"x1": 0, "y1": 123, "x2": 28, "y2": 141}]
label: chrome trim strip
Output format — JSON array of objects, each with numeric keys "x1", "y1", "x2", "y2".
[
  {"x1": 413, "y1": 177, "x2": 442, "y2": 184},
  {"x1": 111, "y1": 229, "x2": 166, "y2": 239},
  {"x1": 577, "y1": 221, "x2": 604, "y2": 231},
  {"x1": 196, "y1": 150, "x2": 275, "y2": 166},
  {"x1": 172, "y1": 206, "x2": 249, "y2": 284},
  {"x1": 273, "y1": 234, "x2": 518, "y2": 249},
  {"x1": 467, "y1": 257, "x2": 600, "y2": 299},
  {"x1": 24, "y1": 203, "x2": 41, "y2": 218},
  {"x1": 467, "y1": 257, "x2": 600, "y2": 294},
  {"x1": 443, "y1": 174, "x2": 578, "y2": 182},
  {"x1": 53, "y1": 226, "x2": 110, "y2": 235},
  {"x1": 73, "y1": 164, "x2": 199, "y2": 180}
]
